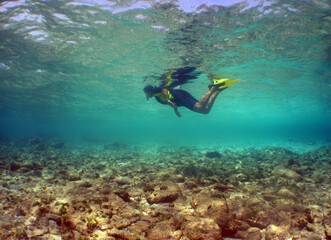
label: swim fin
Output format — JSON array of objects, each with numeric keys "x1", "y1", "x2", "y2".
[
  {"x1": 218, "y1": 78, "x2": 241, "y2": 89},
  {"x1": 212, "y1": 77, "x2": 241, "y2": 90}
]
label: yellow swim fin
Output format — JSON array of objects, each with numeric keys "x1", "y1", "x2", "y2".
[
  {"x1": 208, "y1": 76, "x2": 241, "y2": 90},
  {"x1": 217, "y1": 78, "x2": 241, "y2": 89},
  {"x1": 213, "y1": 78, "x2": 229, "y2": 85}
]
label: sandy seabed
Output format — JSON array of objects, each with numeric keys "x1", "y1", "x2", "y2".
[{"x1": 0, "y1": 137, "x2": 330, "y2": 240}]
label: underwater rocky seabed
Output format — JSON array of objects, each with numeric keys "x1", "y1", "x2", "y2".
[{"x1": 0, "y1": 137, "x2": 330, "y2": 240}]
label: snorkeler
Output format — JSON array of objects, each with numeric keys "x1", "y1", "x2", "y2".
[{"x1": 143, "y1": 67, "x2": 241, "y2": 117}]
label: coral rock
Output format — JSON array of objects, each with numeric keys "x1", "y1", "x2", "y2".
[
  {"x1": 45, "y1": 213, "x2": 63, "y2": 225},
  {"x1": 147, "y1": 181, "x2": 181, "y2": 204},
  {"x1": 113, "y1": 188, "x2": 131, "y2": 202},
  {"x1": 272, "y1": 167, "x2": 302, "y2": 182},
  {"x1": 193, "y1": 196, "x2": 229, "y2": 228},
  {"x1": 114, "y1": 176, "x2": 132, "y2": 186},
  {"x1": 235, "y1": 227, "x2": 261, "y2": 240},
  {"x1": 65, "y1": 173, "x2": 81, "y2": 181},
  {"x1": 147, "y1": 221, "x2": 175, "y2": 240},
  {"x1": 171, "y1": 230, "x2": 183, "y2": 240},
  {"x1": 245, "y1": 227, "x2": 262, "y2": 240},
  {"x1": 184, "y1": 180, "x2": 198, "y2": 189},
  {"x1": 127, "y1": 220, "x2": 151, "y2": 236},
  {"x1": 325, "y1": 223, "x2": 331, "y2": 238},
  {"x1": 10, "y1": 162, "x2": 22, "y2": 171},
  {"x1": 306, "y1": 223, "x2": 326, "y2": 238},
  {"x1": 265, "y1": 224, "x2": 290, "y2": 240},
  {"x1": 293, "y1": 229, "x2": 324, "y2": 240},
  {"x1": 111, "y1": 215, "x2": 132, "y2": 229},
  {"x1": 229, "y1": 219, "x2": 250, "y2": 232},
  {"x1": 277, "y1": 187, "x2": 297, "y2": 199},
  {"x1": 107, "y1": 228, "x2": 147, "y2": 240},
  {"x1": 205, "y1": 151, "x2": 222, "y2": 158},
  {"x1": 39, "y1": 234, "x2": 62, "y2": 240},
  {"x1": 183, "y1": 217, "x2": 222, "y2": 240}
]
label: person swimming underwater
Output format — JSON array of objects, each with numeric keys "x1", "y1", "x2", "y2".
[{"x1": 143, "y1": 67, "x2": 241, "y2": 117}]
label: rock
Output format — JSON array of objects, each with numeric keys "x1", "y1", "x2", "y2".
[
  {"x1": 251, "y1": 210, "x2": 282, "y2": 228},
  {"x1": 213, "y1": 183, "x2": 232, "y2": 192},
  {"x1": 79, "y1": 181, "x2": 92, "y2": 188},
  {"x1": 10, "y1": 162, "x2": 22, "y2": 171},
  {"x1": 72, "y1": 231, "x2": 82, "y2": 240},
  {"x1": 147, "y1": 221, "x2": 175, "y2": 240},
  {"x1": 32, "y1": 169, "x2": 42, "y2": 177},
  {"x1": 171, "y1": 230, "x2": 183, "y2": 240},
  {"x1": 113, "y1": 201, "x2": 140, "y2": 219},
  {"x1": 173, "y1": 174, "x2": 185, "y2": 183},
  {"x1": 99, "y1": 184, "x2": 112, "y2": 195},
  {"x1": 147, "y1": 181, "x2": 181, "y2": 204},
  {"x1": 1, "y1": 141, "x2": 330, "y2": 240},
  {"x1": 45, "y1": 213, "x2": 63, "y2": 225},
  {"x1": 293, "y1": 229, "x2": 323, "y2": 240},
  {"x1": 183, "y1": 217, "x2": 222, "y2": 240},
  {"x1": 245, "y1": 227, "x2": 262, "y2": 240},
  {"x1": 48, "y1": 220, "x2": 61, "y2": 235},
  {"x1": 235, "y1": 227, "x2": 262, "y2": 240},
  {"x1": 84, "y1": 171, "x2": 100, "y2": 179},
  {"x1": 39, "y1": 234, "x2": 62, "y2": 240},
  {"x1": 13, "y1": 207, "x2": 27, "y2": 217},
  {"x1": 245, "y1": 197, "x2": 264, "y2": 208},
  {"x1": 113, "y1": 188, "x2": 130, "y2": 202},
  {"x1": 193, "y1": 197, "x2": 229, "y2": 228},
  {"x1": 107, "y1": 228, "x2": 147, "y2": 240},
  {"x1": 229, "y1": 219, "x2": 250, "y2": 232},
  {"x1": 205, "y1": 151, "x2": 222, "y2": 158},
  {"x1": 86, "y1": 218, "x2": 99, "y2": 231},
  {"x1": 114, "y1": 176, "x2": 132, "y2": 186},
  {"x1": 287, "y1": 158, "x2": 295, "y2": 166},
  {"x1": 93, "y1": 229, "x2": 112, "y2": 239},
  {"x1": 126, "y1": 220, "x2": 151, "y2": 236},
  {"x1": 261, "y1": 193, "x2": 281, "y2": 202},
  {"x1": 185, "y1": 180, "x2": 198, "y2": 189},
  {"x1": 111, "y1": 215, "x2": 132, "y2": 230},
  {"x1": 272, "y1": 167, "x2": 302, "y2": 182},
  {"x1": 25, "y1": 228, "x2": 46, "y2": 238},
  {"x1": 277, "y1": 187, "x2": 297, "y2": 199},
  {"x1": 65, "y1": 173, "x2": 81, "y2": 181},
  {"x1": 306, "y1": 223, "x2": 326, "y2": 238},
  {"x1": 265, "y1": 224, "x2": 290, "y2": 240},
  {"x1": 325, "y1": 222, "x2": 331, "y2": 238},
  {"x1": 190, "y1": 192, "x2": 209, "y2": 209}
]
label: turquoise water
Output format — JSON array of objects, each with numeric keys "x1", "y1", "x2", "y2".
[
  {"x1": 0, "y1": 0, "x2": 330, "y2": 151},
  {"x1": 0, "y1": 2, "x2": 331, "y2": 239}
]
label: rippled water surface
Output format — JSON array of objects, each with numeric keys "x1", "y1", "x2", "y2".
[{"x1": 0, "y1": 0, "x2": 330, "y2": 146}]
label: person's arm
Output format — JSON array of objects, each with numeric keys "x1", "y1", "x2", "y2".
[{"x1": 162, "y1": 88, "x2": 182, "y2": 117}]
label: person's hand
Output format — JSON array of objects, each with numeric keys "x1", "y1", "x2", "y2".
[
  {"x1": 167, "y1": 100, "x2": 182, "y2": 117},
  {"x1": 175, "y1": 109, "x2": 182, "y2": 117}
]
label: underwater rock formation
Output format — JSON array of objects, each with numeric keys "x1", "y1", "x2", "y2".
[
  {"x1": 0, "y1": 137, "x2": 330, "y2": 239},
  {"x1": 146, "y1": 181, "x2": 181, "y2": 204},
  {"x1": 183, "y1": 217, "x2": 222, "y2": 240},
  {"x1": 205, "y1": 151, "x2": 222, "y2": 158}
]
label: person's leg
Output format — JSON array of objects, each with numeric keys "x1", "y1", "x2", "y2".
[
  {"x1": 194, "y1": 86, "x2": 216, "y2": 110},
  {"x1": 194, "y1": 87, "x2": 223, "y2": 114},
  {"x1": 202, "y1": 90, "x2": 222, "y2": 114}
]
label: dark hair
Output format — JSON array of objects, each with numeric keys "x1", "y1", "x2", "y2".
[
  {"x1": 172, "y1": 67, "x2": 200, "y2": 81},
  {"x1": 143, "y1": 84, "x2": 153, "y2": 93}
]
